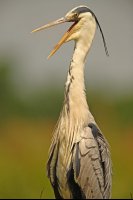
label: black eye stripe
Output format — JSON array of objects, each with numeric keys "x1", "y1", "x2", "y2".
[
  {"x1": 72, "y1": 6, "x2": 109, "y2": 56},
  {"x1": 73, "y1": 7, "x2": 93, "y2": 15}
]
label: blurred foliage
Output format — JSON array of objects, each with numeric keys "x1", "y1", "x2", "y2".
[
  {"x1": 0, "y1": 59, "x2": 133, "y2": 198},
  {"x1": 0, "y1": 59, "x2": 133, "y2": 125},
  {"x1": 0, "y1": 58, "x2": 62, "y2": 120}
]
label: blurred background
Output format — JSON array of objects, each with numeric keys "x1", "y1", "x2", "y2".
[{"x1": 0, "y1": 0, "x2": 133, "y2": 198}]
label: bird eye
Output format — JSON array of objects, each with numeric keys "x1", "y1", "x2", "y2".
[{"x1": 73, "y1": 13, "x2": 78, "y2": 19}]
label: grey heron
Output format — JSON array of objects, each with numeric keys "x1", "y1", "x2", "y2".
[{"x1": 32, "y1": 5, "x2": 112, "y2": 199}]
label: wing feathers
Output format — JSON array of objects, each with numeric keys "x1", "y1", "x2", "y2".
[
  {"x1": 47, "y1": 122, "x2": 112, "y2": 199},
  {"x1": 72, "y1": 123, "x2": 112, "y2": 199}
]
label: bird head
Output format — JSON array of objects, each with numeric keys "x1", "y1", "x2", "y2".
[{"x1": 32, "y1": 5, "x2": 108, "y2": 58}]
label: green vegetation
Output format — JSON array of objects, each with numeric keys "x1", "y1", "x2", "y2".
[{"x1": 0, "y1": 59, "x2": 133, "y2": 198}]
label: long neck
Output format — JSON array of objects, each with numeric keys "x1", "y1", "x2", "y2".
[{"x1": 64, "y1": 31, "x2": 95, "y2": 125}]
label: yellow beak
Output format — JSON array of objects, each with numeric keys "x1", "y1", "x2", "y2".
[{"x1": 32, "y1": 17, "x2": 77, "y2": 59}]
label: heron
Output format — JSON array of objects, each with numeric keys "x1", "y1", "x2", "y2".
[{"x1": 32, "y1": 5, "x2": 112, "y2": 199}]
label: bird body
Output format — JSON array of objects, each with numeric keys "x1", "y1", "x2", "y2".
[{"x1": 32, "y1": 5, "x2": 112, "y2": 199}]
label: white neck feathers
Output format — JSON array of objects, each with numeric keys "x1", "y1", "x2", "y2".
[{"x1": 64, "y1": 17, "x2": 96, "y2": 125}]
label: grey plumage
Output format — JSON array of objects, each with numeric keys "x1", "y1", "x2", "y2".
[
  {"x1": 32, "y1": 5, "x2": 112, "y2": 199},
  {"x1": 46, "y1": 6, "x2": 112, "y2": 199},
  {"x1": 47, "y1": 122, "x2": 112, "y2": 199}
]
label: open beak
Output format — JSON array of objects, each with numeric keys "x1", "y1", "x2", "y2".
[{"x1": 32, "y1": 17, "x2": 77, "y2": 59}]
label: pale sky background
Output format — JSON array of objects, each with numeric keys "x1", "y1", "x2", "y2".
[{"x1": 0, "y1": 0, "x2": 133, "y2": 96}]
